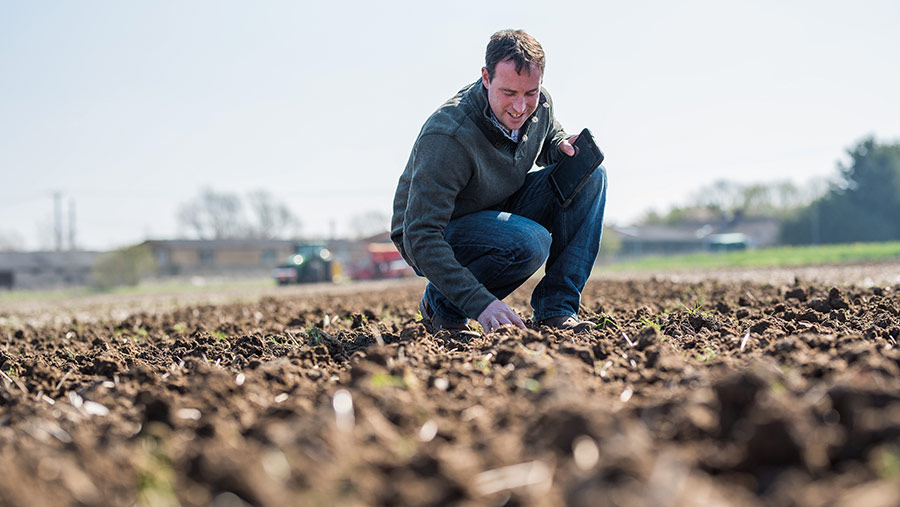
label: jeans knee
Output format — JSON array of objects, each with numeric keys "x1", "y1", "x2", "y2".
[
  {"x1": 585, "y1": 164, "x2": 608, "y2": 197},
  {"x1": 515, "y1": 224, "x2": 551, "y2": 271}
]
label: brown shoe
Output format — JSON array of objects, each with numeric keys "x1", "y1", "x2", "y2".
[
  {"x1": 537, "y1": 315, "x2": 595, "y2": 333},
  {"x1": 419, "y1": 299, "x2": 470, "y2": 331}
]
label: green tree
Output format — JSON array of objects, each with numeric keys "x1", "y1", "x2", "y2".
[
  {"x1": 597, "y1": 226, "x2": 622, "y2": 259},
  {"x1": 90, "y1": 244, "x2": 156, "y2": 290},
  {"x1": 780, "y1": 137, "x2": 900, "y2": 244},
  {"x1": 839, "y1": 137, "x2": 900, "y2": 224},
  {"x1": 640, "y1": 179, "x2": 811, "y2": 226}
]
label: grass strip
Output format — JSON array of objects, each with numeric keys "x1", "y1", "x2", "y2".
[{"x1": 599, "y1": 241, "x2": 900, "y2": 272}]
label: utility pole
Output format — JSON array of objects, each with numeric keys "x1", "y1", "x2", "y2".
[
  {"x1": 68, "y1": 198, "x2": 76, "y2": 251},
  {"x1": 54, "y1": 191, "x2": 63, "y2": 252}
]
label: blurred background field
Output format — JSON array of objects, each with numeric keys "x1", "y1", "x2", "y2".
[{"x1": 599, "y1": 241, "x2": 900, "y2": 272}]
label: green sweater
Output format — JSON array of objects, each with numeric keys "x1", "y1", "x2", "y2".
[{"x1": 391, "y1": 79, "x2": 569, "y2": 319}]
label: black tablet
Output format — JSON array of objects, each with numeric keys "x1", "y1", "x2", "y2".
[{"x1": 547, "y1": 128, "x2": 604, "y2": 208}]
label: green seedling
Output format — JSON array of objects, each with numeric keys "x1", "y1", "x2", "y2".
[
  {"x1": 136, "y1": 433, "x2": 178, "y2": 507},
  {"x1": 874, "y1": 444, "x2": 900, "y2": 480},
  {"x1": 305, "y1": 328, "x2": 327, "y2": 345},
  {"x1": 371, "y1": 373, "x2": 407, "y2": 389},
  {"x1": 522, "y1": 378, "x2": 541, "y2": 393},
  {"x1": 210, "y1": 330, "x2": 228, "y2": 340},
  {"x1": 518, "y1": 343, "x2": 542, "y2": 357},
  {"x1": 695, "y1": 345, "x2": 716, "y2": 363},
  {"x1": 597, "y1": 313, "x2": 619, "y2": 329},
  {"x1": 681, "y1": 301, "x2": 705, "y2": 314},
  {"x1": 639, "y1": 316, "x2": 661, "y2": 331},
  {"x1": 380, "y1": 309, "x2": 396, "y2": 323}
]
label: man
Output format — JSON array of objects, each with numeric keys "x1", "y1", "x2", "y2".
[{"x1": 391, "y1": 29, "x2": 607, "y2": 334}]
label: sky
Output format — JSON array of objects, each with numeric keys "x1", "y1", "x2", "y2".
[{"x1": 2, "y1": 0, "x2": 899, "y2": 251}]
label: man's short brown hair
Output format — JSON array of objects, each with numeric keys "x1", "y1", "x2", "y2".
[{"x1": 484, "y1": 29, "x2": 545, "y2": 82}]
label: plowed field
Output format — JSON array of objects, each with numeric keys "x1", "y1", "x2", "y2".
[{"x1": 1, "y1": 264, "x2": 899, "y2": 506}]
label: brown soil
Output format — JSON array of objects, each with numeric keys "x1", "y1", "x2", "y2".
[{"x1": 1, "y1": 266, "x2": 899, "y2": 506}]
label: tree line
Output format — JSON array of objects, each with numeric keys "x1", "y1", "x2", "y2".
[
  {"x1": 780, "y1": 137, "x2": 900, "y2": 244},
  {"x1": 177, "y1": 188, "x2": 389, "y2": 241},
  {"x1": 639, "y1": 137, "x2": 900, "y2": 245},
  {"x1": 177, "y1": 188, "x2": 301, "y2": 240}
]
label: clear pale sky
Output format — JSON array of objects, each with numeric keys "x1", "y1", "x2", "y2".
[{"x1": 2, "y1": 0, "x2": 899, "y2": 251}]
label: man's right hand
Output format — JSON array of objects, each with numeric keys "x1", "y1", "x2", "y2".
[
  {"x1": 560, "y1": 135, "x2": 579, "y2": 156},
  {"x1": 477, "y1": 300, "x2": 526, "y2": 333}
]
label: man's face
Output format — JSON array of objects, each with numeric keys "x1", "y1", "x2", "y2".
[{"x1": 481, "y1": 59, "x2": 542, "y2": 131}]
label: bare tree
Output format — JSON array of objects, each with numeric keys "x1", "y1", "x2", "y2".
[
  {"x1": 177, "y1": 188, "x2": 302, "y2": 240},
  {"x1": 643, "y1": 178, "x2": 825, "y2": 226},
  {"x1": 177, "y1": 188, "x2": 247, "y2": 239},
  {"x1": 690, "y1": 179, "x2": 741, "y2": 215},
  {"x1": 0, "y1": 230, "x2": 24, "y2": 252},
  {"x1": 348, "y1": 210, "x2": 389, "y2": 239},
  {"x1": 246, "y1": 190, "x2": 301, "y2": 239}
]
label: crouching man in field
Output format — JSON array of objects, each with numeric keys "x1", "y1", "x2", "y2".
[{"x1": 391, "y1": 29, "x2": 607, "y2": 334}]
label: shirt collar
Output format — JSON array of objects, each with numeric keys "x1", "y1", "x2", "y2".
[{"x1": 488, "y1": 110, "x2": 519, "y2": 143}]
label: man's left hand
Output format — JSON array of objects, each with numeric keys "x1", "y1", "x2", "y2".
[{"x1": 560, "y1": 135, "x2": 579, "y2": 156}]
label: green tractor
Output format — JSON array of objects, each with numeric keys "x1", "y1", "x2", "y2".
[{"x1": 272, "y1": 244, "x2": 334, "y2": 284}]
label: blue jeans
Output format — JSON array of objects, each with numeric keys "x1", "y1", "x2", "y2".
[{"x1": 423, "y1": 163, "x2": 608, "y2": 324}]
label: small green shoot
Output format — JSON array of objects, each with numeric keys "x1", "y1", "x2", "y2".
[
  {"x1": 136, "y1": 433, "x2": 178, "y2": 507},
  {"x1": 639, "y1": 316, "x2": 661, "y2": 331},
  {"x1": 597, "y1": 313, "x2": 619, "y2": 329},
  {"x1": 682, "y1": 301, "x2": 705, "y2": 315},
  {"x1": 522, "y1": 378, "x2": 541, "y2": 393},
  {"x1": 380, "y1": 309, "x2": 396, "y2": 323},
  {"x1": 305, "y1": 328, "x2": 326, "y2": 345},
  {"x1": 695, "y1": 345, "x2": 716, "y2": 363},
  {"x1": 210, "y1": 330, "x2": 228, "y2": 340},
  {"x1": 371, "y1": 374, "x2": 407, "y2": 389},
  {"x1": 874, "y1": 444, "x2": 900, "y2": 480}
]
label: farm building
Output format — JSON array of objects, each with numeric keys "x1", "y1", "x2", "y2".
[
  {"x1": 140, "y1": 239, "x2": 299, "y2": 277},
  {"x1": 611, "y1": 217, "x2": 780, "y2": 258},
  {"x1": 0, "y1": 251, "x2": 101, "y2": 290}
]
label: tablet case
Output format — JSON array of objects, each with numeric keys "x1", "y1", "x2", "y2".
[{"x1": 548, "y1": 128, "x2": 604, "y2": 207}]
